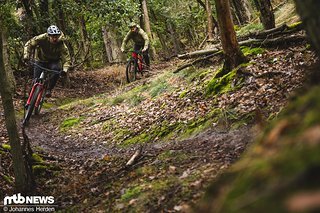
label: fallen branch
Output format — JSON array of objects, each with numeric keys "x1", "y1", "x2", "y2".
[
  {"x1": 126, "y1": 146, "x2": 143, "y2": 166},
  {"x1": 178, "y1": 34, "x2": 306, "y2": 60},
  {"x1": 178, "y1": 23, "x2": 305, "y2": 60},
  {"x1": 177, "y1": 47, "x2": 221, "y2": 59},
  {"x1": 174, "y1": 50, "x2": 223, "y2": 73},
  {"x1": 238, "y1": 34, "x2": 307, "y2": 47}
]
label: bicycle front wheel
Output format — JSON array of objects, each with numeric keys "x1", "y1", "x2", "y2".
[
  {"x1": 126, "y1": 60, "x2": 137, "y2": 83},
  {"x1": 34, "y1": 88, "x2": 45, "y2": 115},
  {"x1": 23, "y1": 85, "x2": 41, "y2": 126}
]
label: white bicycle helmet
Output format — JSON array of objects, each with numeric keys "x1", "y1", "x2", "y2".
[{"x1": 47, "y1": 25, "x2": 61, "y2": 35}]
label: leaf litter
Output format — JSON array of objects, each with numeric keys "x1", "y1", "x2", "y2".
[{"x1": 0, "y1": 45, "x2": 317, "y2": 212}]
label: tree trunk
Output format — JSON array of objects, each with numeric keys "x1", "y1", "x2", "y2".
[
  {"x1": 149, "y1": 8, "x2": 169, "y2": 56},
  {"x1": 102, "y1": 25, "x2": 123, "y2": 63},
  {"x1": 231, "y1": 0, "x2": 251, "y2": 25},
  {"x1": 166, "y1": 20, "x2": 181, "y2": 55},
  {"x1": 0, "y1": 24, "x2": 33, "y2": 194},
  {"x1": 205, "y1": 0, "x2": 215, "y2": 40},
  {"x1": 39, "y1": 0, "x2": 49, "y2": 25},
  {"x1": 196, "y1": 0, "x2": 219, "y2": 38},
  {"x1": 141, "y1": 0, "x2": 157, "y2": 59},
  {"x1": 253, "y1": 0, "x2": 275, "y2": 30},
  {"x1": 294, "y1": 0, "x2": 320, "y2": 56},
  {"x1": 79, "y1": 15, "x2": 91, "y2": 67},
  {"x1": 20, "y1": 0, "x2": 38, "y2": 37},
  {"x1": 2, "y1": 30, "x2": 16, "y2": 93},
  {"x1": 56, "y1": 0, "x2": 74, "y2": 59},
  {"x1": 215, "y1": 0, "x2": 247, "y2": 76}
]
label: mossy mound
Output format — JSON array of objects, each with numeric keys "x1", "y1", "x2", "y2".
[{"x1": 199, "y1": 86, "x2": 320, "y2": 212}]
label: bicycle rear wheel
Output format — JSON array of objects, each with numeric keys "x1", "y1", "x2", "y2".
[
  {"x1": 126, "y1": 60, "x2": 137, "y2": 83},
  {"x1": 23, "y1": 85, "x2": 41, "y2": 126}
]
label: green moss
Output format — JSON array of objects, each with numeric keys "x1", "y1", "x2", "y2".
[
  {"x1": 114, "y1": 128, "x2": 133, "y2": 140},
  {"x1": 111, "y1": 96, "x2": 125, "y2": 105},
  {"x1": 151, "y1": 179, "x2": 175, "y2": 191},
  {"x1": 32, "y1": 165, "x2": 49, "y2": 175},
  {"x1": 1, "y1": 144, "x2": 11, "y2": 151},
  {"x1": 287, "y1": 21, "x2": 302, "y2": 29},
  {"x1": 32, "y1": 153, "x2": 44, "y2": 163},
  {"x1": 202, "y1": 86, "x2": 320, "y2": 212},
  {"x1": 42, "y1": 102, "x2": 54, "y2": 109},
  {"x1": 236, "y1": 23, "x2": 263, "y2": 36},
  {"x1": 158, "y1": 150, "x2": 188, "y2": 164},
  {"x1": 130, "y1": 94, "x2": 145, "y2": 106},
  {"x1": 206, "y1": 67, "x2": 237, "y2": 96},
  {"x1": 122, "y1": 132, "x2": 151, "y2": 146},
  {"x1": 60, "y1": 117, "x2": 83, "y2": 131},
  {"x1": 135, "y1": 165, "x2": 157, "y2": 176},
  {"x1": 121, "y1": 185, "x2": 143, "y2": 201},
  {"x1": 179, "y1": 90, "x2": 188, "y2": 98},
  {"x1": 1, "y1": 174, "x2": 14, "y2": 184},
  {"x1": 149, "y1": 81, "x2": 168, "y2": 98},
  {"x1": 241, "y1": 46, "x2": 265, "y2": 56},
  {"x1": 206, "y1": 64, "x2": 250, "y2": 96}
]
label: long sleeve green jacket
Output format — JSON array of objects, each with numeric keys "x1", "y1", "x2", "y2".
[
  {"x1": 121, "y1": 26, "x2": 149, "y2": 50},
  {"x1": 23, "y1": 33, "x2": 71, "y2": 72}
]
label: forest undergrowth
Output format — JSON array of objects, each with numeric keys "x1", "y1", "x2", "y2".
[{"x1": 0, "y1": 43, "x2": 317, "y2": 212}]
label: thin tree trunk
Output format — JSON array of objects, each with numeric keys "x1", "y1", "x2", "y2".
[
  {"x1": 167, "y1": 20, "x2": 181, "y2": 55},
  {"x1": 253, "y1": 0, "x2": 275, "y2": 30},
  {"x1": 56, "y1": 0, "x2": 74, "y2": 59},
  {"x1": 141, "y1": 0, "x2": 157, "y2": 59},
  {"x1": 102, "y1": 25, "x2": 123, "y2": 63},
  {"x1": 150, "y1": 8, "x2": 169, "y2": 56},
  {"x1": 2, "y1": 30, "x2": 16, "y2": 93},
  {"x1": 205, "y1": 0, "x2": 215, "y2": 40},
  {"x1": 37, "y1": 0, "x2": 49, "y2": 30},
  {"x1": 231, "y1": 0, "x2": 251, "y2": 25},
  {"x1": 0, "y1": 25, "x2": 33, "y2": 194},
  {"x1": 20, "y1": 0, "x2": 38, "y2": 37},
  {"x1": 294, "y1": 0, "x2": 320, "y2": 55},
  {"x1": 215, "y1": 0, "x2": 247, "y2": 75},
  {"x1": 79, "y1": 15, "x2": 91, "y2": 67}
]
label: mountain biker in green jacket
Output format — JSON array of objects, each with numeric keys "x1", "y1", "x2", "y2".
[
  {"x1": 121, "y1": 22, "x2": 150, "y2": 68},
  {"x1": 23, "y1": 25, "x2": 71, "y2": 97}
]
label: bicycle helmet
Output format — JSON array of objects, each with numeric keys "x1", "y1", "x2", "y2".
[
  {"x1": 128, "y1": 22, "x2": 137, "y2": 28},
  {"x1": 47, "y1": 25, "x2": 61, "y2": 35}
]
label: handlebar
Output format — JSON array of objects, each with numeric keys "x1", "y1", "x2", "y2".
[
  {"x1": 124, "y1": 50, "x2": 143, "y2": 54},
  {"x1": 29, "y1": 61, "x2": 62, "y2": 74}
]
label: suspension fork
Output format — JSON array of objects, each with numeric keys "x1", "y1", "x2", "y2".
[
  {"x1": 26, "y1": 82, "x2": 43, "y2": 105},
  {"x1": 35, "y1": 85, "x2": 46, "y2": 108}
]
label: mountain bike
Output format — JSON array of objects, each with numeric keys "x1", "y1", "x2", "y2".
[
  {"x1": 126, "y1": 50, "x2": 146, "y2": 83},
  {"x1": 22, "y1": 63, "x2": 61, "y2": 126}
]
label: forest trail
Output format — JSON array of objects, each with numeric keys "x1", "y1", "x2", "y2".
[
  {"x1": 20, "y1": 62, "x2": 254, "y2": 211},
  {"x1": 1, "y1": 44, "x2": 317, "y2": 211}
]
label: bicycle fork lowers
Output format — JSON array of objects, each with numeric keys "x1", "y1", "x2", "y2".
[{"x1": 23, "y1": 73, "x2": 46, "y2": 126}]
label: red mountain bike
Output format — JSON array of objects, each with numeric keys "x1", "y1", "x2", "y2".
[
  {"x1": 23, "y1": 63, "x2": 61, "y2": 126},
  {"x1": 126, "y1": 50, "x2": 146, "y2": 83}
]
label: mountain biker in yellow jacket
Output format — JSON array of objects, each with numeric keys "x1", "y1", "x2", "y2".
[
  {"x1": 121, "y1": 22, "x2": 150, "y2": 68},
  {"x1": 23, "y1": 25, "x2": 71, "y2": 97}
]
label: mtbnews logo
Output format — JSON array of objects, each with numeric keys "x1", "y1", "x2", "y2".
[
  {"x1": 2, "y1": 194, "x2": 56, "y2": 212},
  {"x1": 3, "y1": 193, "x2": 54, "y2": 205}
]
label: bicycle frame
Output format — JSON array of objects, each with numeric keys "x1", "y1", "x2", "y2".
[
  {"x1": 23, "y1": 63, "x2": 61, "y2": 125},
  {"x1": 131, "y1": 50, "x2": 144, "y2": 72},
  {"x1": 26, "y1": 72, "x2": 46, "y2": 109}
]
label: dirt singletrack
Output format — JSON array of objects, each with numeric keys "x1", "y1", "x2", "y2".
[{"x1": 1, "y1": 46, "x2": 317, "y2": 211}]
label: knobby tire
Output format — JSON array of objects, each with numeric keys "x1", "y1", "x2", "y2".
[
  {"x1": 126, "y1": 60, "x2": 137, "y2": 83},
  {"x1": 34, "y1": 88, "x2": 46, "y2": 115},
  {"x1": 23, "y1": 85, "x2": 41, "y2": 126}
]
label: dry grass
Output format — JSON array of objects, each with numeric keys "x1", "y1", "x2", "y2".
[{"x1": 275, "y1": 2, "x2": 300, "y2": 26}]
